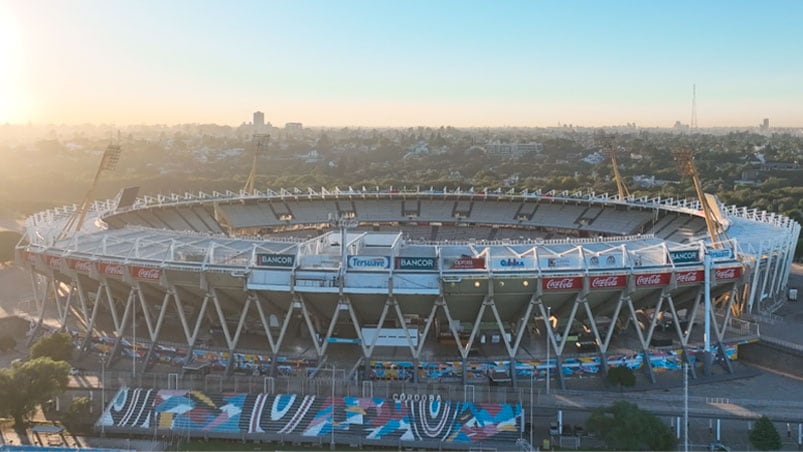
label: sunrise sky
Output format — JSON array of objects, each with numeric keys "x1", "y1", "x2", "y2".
[{"x1": 2, "y1": 0, "x2": 802, "y2": 127}]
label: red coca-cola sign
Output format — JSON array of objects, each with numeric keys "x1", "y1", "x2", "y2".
[
  {"x1": 98, "y1": 262, "x2": 125, "y2": 277},
  {"x1": 19, "y1": 250, "x2": 34, "y2": 264},
  {"x1": 542, "y1": 276, "x2": 583, "y2": 291},
  {"x1": 589, "y1": 275, "x2": 627, "y2": 290},
  {"x1": 675, "y1": 270, "x2": 704, "y2": 285},
  {"x1": 715, "y1": 266, "x2": 742, "y2": 281},
  {"x1": 449, "y1": 257, "x2": 486, "y2": 270},
  {"x1": 67, "y1": 258, "x2": 93, "y2": 274},
  {"x1": 130, "y1": 266, "x2": 161, "y2": 281},
  {"x1": 634, "y1": 272, "x2": 671, "y2": 287},
  {"x1": 46, "y1": 255, "x2": 63, "y2": 269}
]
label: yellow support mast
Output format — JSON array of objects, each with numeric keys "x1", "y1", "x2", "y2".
[
  {"x1": 595, "y1": 130, "x2": 630, "y2": 200},
  {"x1": 244, "y1": 134, "x2": 270, "y2": 194},
  {"x1": 672, "y1": 148, "x2": 729, "y2": 248}
]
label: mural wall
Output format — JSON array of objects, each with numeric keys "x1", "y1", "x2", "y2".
[{"x1": 98, "y1": 388, "x2": 522, "y2": 445}]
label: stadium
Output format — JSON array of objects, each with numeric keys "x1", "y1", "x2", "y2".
[{"x1": 12, "y1": 153, "x2": 801, "y2": 447}]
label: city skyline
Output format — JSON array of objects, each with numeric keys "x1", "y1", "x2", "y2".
[{"x1": 2, "y1": 0, "x2": 802, "y2": 128}]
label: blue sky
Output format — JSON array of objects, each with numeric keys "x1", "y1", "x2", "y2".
[{"x1": 2, "y1": 0, "x2": 802, "y2": 126}]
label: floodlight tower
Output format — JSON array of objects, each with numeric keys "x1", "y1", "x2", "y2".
[
  {"x1": 672, "y1": 148, "x2": 727, "y2": 248},
  {"x1": 61, "y1": 138, "x2": 123, "y2": 237},
  {"x1": 595, "y1": 130, "x2": 630, "y2": 200},
  {"x1": 244, "y1": 134, "x2": 270, "y2": 194}
]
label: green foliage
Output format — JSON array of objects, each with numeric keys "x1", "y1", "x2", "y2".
[
  {"x1": 586, "y1": 400, "x2": 677, "y2": 451},
  {"x1": 750, "y1": 415, "x2": 782, "y2": 450},
  {"x1": 0, "y1": 357, "x2": 70, "y2": 425},
  {"x1": 606, "y1": 365, "x2": 636, "y2": 390},
  {"x1": 0, "y1": 230, "x2": 22, "y2": 262},
  {"x1": 0, "y1": 335, "x2": 16, "y2": 352},
  {"x1": 66, "y1": 396, "x2": 91, "y2": 418},
  {"x1": 30, "y1": 332, "x2": 74, "y2": 362}
]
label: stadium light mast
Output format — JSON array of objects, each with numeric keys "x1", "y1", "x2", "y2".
[
  {"x1": 61, "y1": 138, "x2": 123, "y2": 238},
  {"x1": 672, "y1": 148, "x2": 728, "y2": 248},
  {"x1": 595, "y1": 130, "x2": 630, "y2": 200},
  {"x1": 244, "y1": 134, "x2": 270, "y2": 194}
]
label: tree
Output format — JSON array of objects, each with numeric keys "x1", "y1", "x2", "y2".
[
  {"x1": 750, "y1": 415, "x2": 782, "y2": 450},
  {"x1": 0, "y1": 357, "x2": 70, "y2": 426},
  {"x1": 606, "y1": 365, "x2": 636, "y2": 391},
  {"x1": 586, "y1": 400, "x2": 676, "y2": 451},
  {"x1": 0, "y1": 335, "x2": 16, "y2": 352},
  {"x1": 30, "y1": 332, "x2": 73, "y2": 362}
]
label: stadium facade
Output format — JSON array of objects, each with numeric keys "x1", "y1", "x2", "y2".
[{"x1": 15, "y1": 187, "x2": 800, "y2": 384}]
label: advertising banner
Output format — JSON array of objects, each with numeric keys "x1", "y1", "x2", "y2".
[
  {"x1": 634, "y1": 272, "x2": 672, "y2": 287},
  {"x1": 587, "y1": 254, "x2": 621, "y2": 268},
  {"x1": 130, "y1": 265, "x2": 162, "y2": 281},
  {"x1": 361, "y1": 328, "x2": 419, "y2": 347},
  {"x1": 670, "y1": 249, "x2": 700, "y2": 265},
  {"x1": 46, "y1": 255, "x2": 63, "y2": 269},
  {"x1": 708, "y1": 248, "x2": 734, "y2": 261},
  {"x1": 589, "y1": 275, "x2": 627, "y2": 290},
  {"x1": 347, "y1": 255, "x2": 391, "y2": 270},
  {"x1": 394, "y1": 257, "x2": 437, "y2": 270},
  {"x1": 445, "y1": 256, "x2": 486, "y2": 270},
  {"x1": 67, "y1": 258, "x2": 93, "y2": 274},
  {"x1": 675, "y1": 270, "x2": 704, "y2": 285},
  {"x1": 256, "y1": 253, "x2": 296, "y2": 267},
  {"x1": 490, "y1": 256, "x2": 535, "y2": 270},
  {"x1": 715, "y1": 266, "x2": 742, "y2": 281},
  {"x1": 538, "y1": 256, "x2": 581, "y2": 269},
  {"x1": 542, "y1": 276, "x2": 583, "y2": 291},
  {"x1": 98, "y1": 262, "x2": 126, "y2": 278}
]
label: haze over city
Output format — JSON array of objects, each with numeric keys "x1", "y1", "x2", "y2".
[{"x1": 1, "y1": 0, "x2": 802, "y2": 128}]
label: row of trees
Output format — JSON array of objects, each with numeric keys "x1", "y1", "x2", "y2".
[{"x1": 0, "y1": 332, "x2": 73, "y2": 426}]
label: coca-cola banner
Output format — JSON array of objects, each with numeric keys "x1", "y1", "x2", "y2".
[
  {"x1": 634, "y1": 272, "x2": 671, "y2": 287},
  {"x1": 542, "y1": 276, "x2": 583, "y2": 291},
  {"x1": 18, "y1": 250, "x2": 35, "y2": 264},
  {"x1": 715, "y1": 266, "x2": 742, "y2": 281},
  {"x1": 98, "y1": 262, "x2": 126, "y2": 278},
  {"x1": 675, "y1": 270, "x2": 704, "y2": 285},
  {"x1": 589, "y1": 275, "x2": 627, "y2": 290},
  {"x1": 46, "y1": 255, "x2": 64, "y2": 269},
  {"x1": 130, "y1": 266, "x2": 162, "y2": 281},
  {"x1": 444, "y1": 256, "x2": 486, "y2": 270},
  {"x1": 67, "y1": 258, "x2": 93, "y2": 274}
]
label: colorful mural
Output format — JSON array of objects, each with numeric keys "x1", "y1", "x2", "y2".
[
  {"x1": 98, "y1": 388, "x2": 522, "y2": 445},
  {"x1": 55, "y1": 322, "x2": 748, "y2": 381},
  {"x1": 368, "y1": 344, "x2": 740, "y2": 380}
]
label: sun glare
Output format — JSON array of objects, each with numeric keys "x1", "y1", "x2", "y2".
[{"x1": 0, "y1": 6, "x2": 30, "y2": 123}]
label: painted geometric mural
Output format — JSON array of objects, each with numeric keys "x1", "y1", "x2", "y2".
[{"x1": 97, "y1": 388, "x2": 522, "y2": 445}]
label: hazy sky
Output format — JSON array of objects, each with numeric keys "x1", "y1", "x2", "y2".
[{"x1": 2, "y1": 0, "x2": 802, "y2": 127}]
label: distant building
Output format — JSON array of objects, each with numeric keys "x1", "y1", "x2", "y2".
[
  {"x1": 484, "y1": 141, "x2": 543, "y2": 158},
  {"x1": 285, "y1": 122, "x2": 303, "y2": 131},
  {"x1": 760, "y1": 118, "x2": 769, "y2": 130},
  {"x1": 253, "y1": 111, "x2": 265, "y2": 126}
]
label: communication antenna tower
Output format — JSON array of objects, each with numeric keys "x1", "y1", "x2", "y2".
[
  {"x1": 672, "y1": 148, "x2": 728, "y2": 247},
  {"x1": 244, "y1": 134, "x2": 270, "y2": 194},
  {"x1": 61, "y1": 133, "x2": 123, "y2": 237},
  {"x1": 594, "y1": 130, "x2": 630, "y2": 200},
  {"x1": 691, "y1": 84, "x2": 698, "y2": 130}
]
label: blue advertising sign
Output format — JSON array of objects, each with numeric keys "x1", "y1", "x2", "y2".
[
  {"x1": 347, "y1": 255, "x2": 391, "y2": 270},
  {"x1": 669, "y1": 249, "x2": 700, "y2": 265}
]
